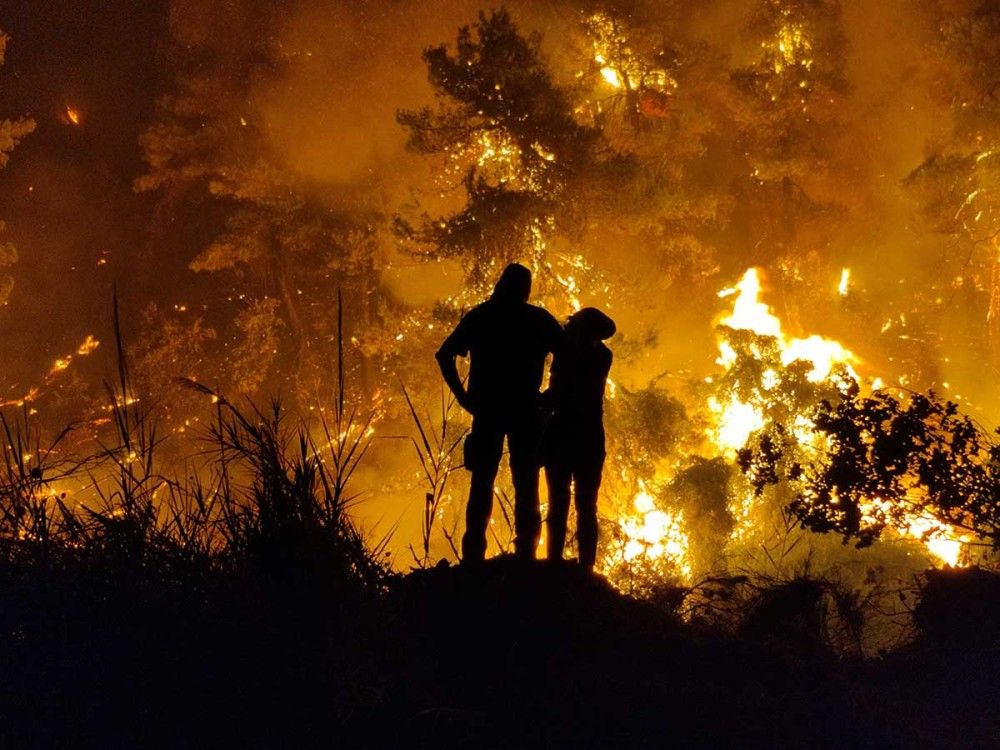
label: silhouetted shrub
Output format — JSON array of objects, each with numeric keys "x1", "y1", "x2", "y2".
[{"x1": 913, "y1": 565, "x2": 1000, "y2": 648}]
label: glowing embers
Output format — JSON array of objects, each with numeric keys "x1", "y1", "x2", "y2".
[
  {"x1": 955, "y1": 148, "x2": 1000, "y2": 239},
  {"x1": 474, "y1": 131, "x2": 523, "y2": 183},
  {"x1": 586, "y1": 12, "x2": 676, "y2": 94},
  {"x1": 76, "y1": 335, "x2": 100, "y2": 355},
  {"x1": 1, "y1": 335, "x2": 102, "y2": 408},
  {"x1": 763, "y1": 21, "x2": 814, "y2": 74},
  {"x1": 63, "y1": 105, "x2": 82, "y2": 126},
  {"x1": 547, "y1": 252, "x2": 592, "y2": 313},
  {"x1": 47, "y1": 335, "x2": 102, "y2": 378},
  {"x1": 441, "y1": 130, "x2": 550, "y2": 195}
]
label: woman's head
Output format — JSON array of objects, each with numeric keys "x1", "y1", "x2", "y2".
[{"x1": 566, "y1": 307, "x2": 616, "y2": 342}]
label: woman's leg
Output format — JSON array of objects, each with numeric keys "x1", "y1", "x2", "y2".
[
  {"x1": 574, "y1": 455, "x2": 605, "y2": 571},
  {"x1": 545, "y1": 463, "x2": 572, "y2": 562}
]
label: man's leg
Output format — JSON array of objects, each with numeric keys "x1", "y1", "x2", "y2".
[
  {"x1": 574, "y1": 456, "x2": 605, "y2": 571},
  {"x1": 508, "y1": 413, "x2": 542, "y2": 559},
  {"x1": 544, "y1": 463, "x2": 571, "y2": 562},
  {"x1": 461, "y1": 421, "x2": 504, "y2": 563}
]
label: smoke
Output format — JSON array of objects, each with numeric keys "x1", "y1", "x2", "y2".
[
  {"x1": 257, "y1": 1, "x2": 458, "y2": 185},
  {"x1": 254, "y1": 1, "x2": 571, "y2": 185},
  {"x1": 38, "y1": 0, "x2": 1000, "y2": 395}
]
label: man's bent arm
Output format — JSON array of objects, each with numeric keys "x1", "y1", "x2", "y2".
[{"x1": 435, "y1": 346, "x2": 472, "y2": 412}]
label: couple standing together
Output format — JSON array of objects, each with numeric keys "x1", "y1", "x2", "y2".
[{"x1": 436, "y1": 263, "x2": 616, "y2": 570}]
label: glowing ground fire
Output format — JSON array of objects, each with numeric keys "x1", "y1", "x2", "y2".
[
  {"x1": 600, "y1": 268, "x2": 969, "y2": 582},
  {"x1": 617, "y1": 484, "x2": 693, "y2": 579},
  {"x1": 714, "y1": 269, "x2": 968, "y2": 566}
]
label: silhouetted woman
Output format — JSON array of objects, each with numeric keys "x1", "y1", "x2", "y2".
[{"x1": 543, "y1": 307, "x2": 615, "y2": 571}]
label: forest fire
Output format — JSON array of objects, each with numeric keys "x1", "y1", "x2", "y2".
[
  {"x1": 2, "y1": 0, "x2": 993, "y2": 584},
  {"x1": 7, "y1": 3, "x2": 1000, "y2": 745}
]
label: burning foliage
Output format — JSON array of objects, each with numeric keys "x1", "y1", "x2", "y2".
[
  {"x1": 595, "y1": 261, "x2": 982, "y2": 624},
  {"x1": 741, "y1": 388, "x2": 996, "y2": 554},
  {"x1": 395, "y1": 8, "x2": 605, "y2": 291}
]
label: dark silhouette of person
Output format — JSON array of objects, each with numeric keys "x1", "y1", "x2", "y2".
[
  {"x1": 542, "y1": 307, "x2": 615, "y2": 571},
  {"x1": 436, "y1": 263, "x2": 564, "y2": 562}
]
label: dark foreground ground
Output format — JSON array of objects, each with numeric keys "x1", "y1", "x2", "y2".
[{"x1": 2, "y1": 557, "x2": 999, "y2": 749}]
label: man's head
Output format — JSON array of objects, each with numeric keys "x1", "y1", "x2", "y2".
[{"x1": 491, "y1": 263, "x2": 532, "y2": 304}]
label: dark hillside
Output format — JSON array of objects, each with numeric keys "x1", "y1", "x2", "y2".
[
  {"x1": 367, "y1": 558, "x2": 865, "y2": 750},
  {"x1": 4, "y1": 556, "x2": 1000, "y2": 748}
]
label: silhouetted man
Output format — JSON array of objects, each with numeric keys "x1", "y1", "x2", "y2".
[
  {"x1": 436, "y1": 263, "x2": 563, "y2": 562},
  {"x1": 543, "y1": 307, "x2": 615, "y2": 571}
]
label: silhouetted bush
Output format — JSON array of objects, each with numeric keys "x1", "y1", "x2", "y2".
[
  {"x1": 913, "y1": 565, "x2": 1000, "y2": 648},
  {"x1": 739, "y1": 388, "x2": 999, "y2": 550}
]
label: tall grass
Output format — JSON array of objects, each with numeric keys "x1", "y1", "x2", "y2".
[
  {"x1": 0, "y1": 407, "x2": 80, "y2": 566},
  {"x1": 0, "y1": 294, "x2": 393, "y2": 748},
  {"x1": 401, "y1": 382, "x2": 467, "y2": 566},
  {"x1": 0, "y1": 292, "x2": 389, "y2": 593}
]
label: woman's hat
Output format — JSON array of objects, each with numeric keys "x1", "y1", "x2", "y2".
[{"x1": 567, "y1": 307, "x2": 616, "y2": 340}]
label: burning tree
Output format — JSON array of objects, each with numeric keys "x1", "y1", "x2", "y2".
[
  {"x1": 599, "y1": 262, "x2": 980, "y2": 600},
  {"x1": 732, "y1": 0, "x2": 848, "y2": 182},
  {"x1": 395, "y1": 7, "x2": 732, "y2": 308},
  {"x1": 715, "y1": 268, "x2": 981, "y2": 567},
  {"x1": 0, "y1": 30, "x2": 36, "y2": 307},
  {"x1": 395, "y1": 8, "x2": 606, "y2": 292},
  {"x1": 725, "y1": 0, "x2": 852, "y2": 305},
  {"x1": 572, "y1": 7, "x2": 735, "y2": 295}
]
